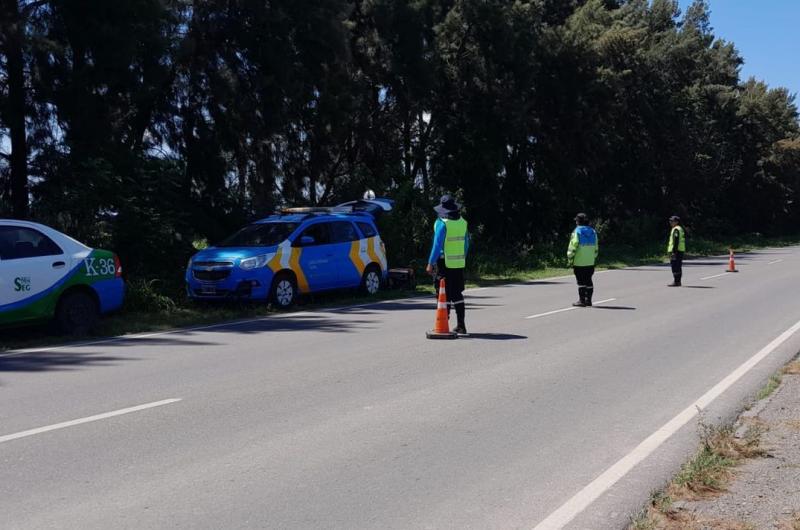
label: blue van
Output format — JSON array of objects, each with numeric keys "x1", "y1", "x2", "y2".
[{"x1": 185, "y1": 199, "x2": 392, "y2": 307}]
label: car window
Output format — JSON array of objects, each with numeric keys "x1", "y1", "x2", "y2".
[
  {"x1": 0, "y1": 226, "x2": 64, "y2": 260},
  {"x1": 296, "y1": 223, "x2": 331, "y2": 246},
  {"x1": 330, "y1": 221, "x2": 359, "y2": 243},
  {"x1": 356, "y1": 222, "x2": 377, "y2": 238},
  {"x1": 218, "y1": 222, "x2": 298, "y2": 247}
]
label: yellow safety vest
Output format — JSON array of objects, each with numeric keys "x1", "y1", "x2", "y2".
[
  {"x1": 667, "y1": 226, "x2": 686, "y2": 253},
  {"x1": 442, "y1": 218, "x2": 467, "y2": 269}
]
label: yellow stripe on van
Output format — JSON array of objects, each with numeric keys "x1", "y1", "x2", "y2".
[
  {"x1": 350, "y1": 240, "x2": 366, "y2": 275},
  {"x1": 289, "y1": 247, "x2": 309, "y2": 293}
]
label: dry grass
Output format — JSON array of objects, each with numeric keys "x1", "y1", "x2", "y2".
[
  {"x1": 630, "y1": 505, "x2": 755, "y2": 530},
  {"x1": 783, "y1": 360, "x2": 800, "y2": 375},
  {"x1": 776, "y1": 513, "x2": 800, "y2": 530},
  {"x1": 784, "y1": 419, "x2": 800, "y2": 431}
]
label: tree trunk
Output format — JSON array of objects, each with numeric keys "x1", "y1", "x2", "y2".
[{"x1": 3, "y1": 0, "x2": 29, "y2": 218}]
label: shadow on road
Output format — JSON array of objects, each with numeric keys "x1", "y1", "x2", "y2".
[
  {"x1": 0, "y1": 351, "x2": 132, "y2": 376},
  {"x1": 682, "y1": 286, "x2": 716, "y2": 289},
  {"x1": 463, "y1": 333, "x2": 527, "y2": 340},
  {"x1": 592, "y1": 305, "x2": 636, "y2": 310}
]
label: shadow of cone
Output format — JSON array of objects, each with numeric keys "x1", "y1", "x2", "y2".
[
  {"x1": 727, "y1": 248, "x2": 739, "y2": 272},
  {"x1": 426, "y1": 278, "x2": 457, "y2": 340}
]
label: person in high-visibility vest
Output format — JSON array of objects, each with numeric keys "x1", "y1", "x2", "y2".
[
  {"x1": 426, "y1": 194, "x2": 470, "y2": 335},
  {"x1": 567, "y1": 212, "x2": 599, "y2": 307},
  {"x1": 667, "y1": 215, "x2": 686, "y2": 287}
]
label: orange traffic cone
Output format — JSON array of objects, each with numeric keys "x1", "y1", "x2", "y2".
[
  {"x1": 426, "y1": 278, "x2": 458, "y2": 340},
  {"x1": 727, "y1": 248, "x2": 738, "y2": 272}
]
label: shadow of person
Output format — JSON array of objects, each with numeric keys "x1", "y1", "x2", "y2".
[{"x1": 462, "y1": 333, "x2": 527, "y2": 340}]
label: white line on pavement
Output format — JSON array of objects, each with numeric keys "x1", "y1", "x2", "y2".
[
  {"x1": 700, "y1": 272, "x2": 730, "y2": 280},
  {"x1": 524, "y1": 298, "x2": 616, "y2": 320},
  {"x1": 532, "y1": 318, "x2": 800, "y2": 530},
  {"x1": 768, "y1": 259, "x2": 783, "y2": 265},
  {"x1": 0, "y1": 399, "x2": 182, "y2": 444}
]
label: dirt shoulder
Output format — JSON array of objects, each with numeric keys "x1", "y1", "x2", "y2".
[{"x1": 632, "y1": 359, "x2": 800, "y2": 529}]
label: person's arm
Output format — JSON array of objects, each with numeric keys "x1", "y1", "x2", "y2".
[
  {"x1": 567, "y1": 231, "x2": 578, "y2": 267},
  {"x1": 465, "y1": 230, "x2": 471, "y2": 257},
  {"x1": 594, "y1": 231, "x2": 599, "y2": 260},
  {"x1": 427, "y1": 219, "x2": 446, "y2": 271}
]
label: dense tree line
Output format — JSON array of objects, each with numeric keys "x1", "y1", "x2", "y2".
[{"x1": 1, "y1": 0, "x2": 798, "y2": 281}]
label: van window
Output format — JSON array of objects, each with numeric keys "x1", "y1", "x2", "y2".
[
  {"x1": 296, "y1": 223, "x2": 331, "y2": 246},
  {"x1": 330, "y1": 222, "x2": 359, "y2": 243},
  {"x1": 356, "y1": 222, "x2": 377, "y2": 238}
]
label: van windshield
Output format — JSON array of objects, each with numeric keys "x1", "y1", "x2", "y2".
[{"x1": 218, "y1": 223, "x2": 298, "y2": 248}]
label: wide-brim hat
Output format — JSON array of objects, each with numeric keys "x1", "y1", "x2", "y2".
[{"x1": 434, "y1": 194, "x2": 460, "y2": 216}]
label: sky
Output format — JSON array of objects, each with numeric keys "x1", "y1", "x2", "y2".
[{"x1": 679, "y1": 0, "x2": 800, "y2": 97}]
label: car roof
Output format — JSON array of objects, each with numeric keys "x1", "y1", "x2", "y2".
[
  {"x1": 253, "y1": 212, "x2": 376, "y2": 225},
  {"x1": 0, "y1": 219, "x2": 52, "y2": 230}
]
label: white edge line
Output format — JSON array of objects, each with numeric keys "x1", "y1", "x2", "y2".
[
  {"x1": 525, "y1": 298, "x2": 616, "y2": 320},
  {"x1": 768, "y1": 259, "x2": 783, "y2": 265},
  {"x1": 700, "y1": 272, "x2": 730, "y2": 280},
  {"x1": 0, "y1": 398, "x2": 182, "y2": 444},
  {"x1": 532, "y1": 318, "x2": 800, "y2": 530}
]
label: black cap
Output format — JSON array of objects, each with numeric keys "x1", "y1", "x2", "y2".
[{"x1": 574, "y1": 212, "x2": 589, "y2": 224}]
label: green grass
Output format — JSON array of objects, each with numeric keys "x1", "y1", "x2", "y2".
[
  {"x1": 756, "y1": 372, "x2": 783, "y2": 400},
  {"x1": 2, "y1": 234, "x2": 799, "y2": 353}
]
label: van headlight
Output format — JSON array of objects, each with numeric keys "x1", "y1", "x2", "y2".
[{"x1": 239, "y1": 255, "x2": 270, "y2": 270}]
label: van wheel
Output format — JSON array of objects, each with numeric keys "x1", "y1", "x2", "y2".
[
  {"x1": 56, "y1": 291, "x2": 99, "y2": 335},
  {"x1": 270, "y1": 273, "x2": 297, "y2": 308},
  {"x1": 360, "y1": 265, "x2": 382, "y2": 296}
]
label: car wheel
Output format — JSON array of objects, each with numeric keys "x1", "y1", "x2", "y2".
[
  {"x1": 360, "y1": 265, "x2": 382, "y2": 296},
  {"x1": 270, "y1": 273, "x2": 297, "y2": 308},
  {"x1": 56, "y1": 291, "x2": 99, "y2": 335}
]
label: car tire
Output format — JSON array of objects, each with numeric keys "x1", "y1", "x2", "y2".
[
  {"x1": 360, "y1": 265, "x2": 382, "y2": 296},
  {"x1": 56, "y1": 291, "x2": 99, "y2": 335},
  {"x1": 270, "y1": 272, "x2": 297, "y2": 309}
]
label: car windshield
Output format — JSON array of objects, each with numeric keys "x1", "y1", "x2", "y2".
[{"x1": 217, "y1": 223, "x2": 298, "y2": 248}]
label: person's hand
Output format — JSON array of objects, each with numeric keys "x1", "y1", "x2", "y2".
[{"x1": 426, "y1": 263, "x2": 433, "y2": 275}]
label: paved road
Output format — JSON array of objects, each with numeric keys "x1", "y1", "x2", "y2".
[{"x1": 2, "y1": 248, "x2": 800, "y2": 529}]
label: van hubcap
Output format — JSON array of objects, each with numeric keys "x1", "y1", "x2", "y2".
[
  {"x1": 366, "y1": 272, "x2": 380, "y2": 294},
  {"x1": 276, "y1": 280, "x2": 294, "y2": 305}
]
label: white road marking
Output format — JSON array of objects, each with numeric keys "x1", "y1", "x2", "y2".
[
  {"x1": 0, "y1": 399, "x2": 182, "y2": 444},
  {"x1": 768, "y1": 259, "x2": 783, "y2": 265},
  {"x1": 525, "y1": 299, "x2": 616, "y2": 320},
  {"x1": 532, "y1": 318, "x2": 800, "y2": 530},
  {"x1": 700, "y1": 272, "x2": 730, "y2": 280}
]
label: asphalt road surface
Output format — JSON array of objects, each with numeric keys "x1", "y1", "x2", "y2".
[{"x1": 3, "y1": 248, "x2": 800, "y2": 530}]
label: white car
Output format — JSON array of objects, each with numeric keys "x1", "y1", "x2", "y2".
[{"x1": 0, "y1": 220, "x2": 125, "y2": 333}]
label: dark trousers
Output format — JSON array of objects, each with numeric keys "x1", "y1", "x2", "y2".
[
  {"x1": 573, "y1": 266, "x2": 595, "y2": 303},
  {"x1": 670, "y1": 251, "x2": 684, "y2": 282},
  {"x1": 434, "y1": 259, "x2": 465, "y2": 325}
]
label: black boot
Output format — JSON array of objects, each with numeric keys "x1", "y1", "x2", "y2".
[
  {"x1": 573, "y1": 287, "x2": 587, "y2": 307},
  {"x1": 454, "y1": 304, "x2": 468, "y2": 335},
  {"x1": 585, "y1": 287, "x2": 593, "y2": 307},
  {"x1": 668, "y1": 275, "x2": 682, "y2": 287}
]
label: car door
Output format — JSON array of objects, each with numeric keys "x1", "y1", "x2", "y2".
[
  {"x1": 0, "y1": 225, "x2": 68, "y2": 317},
  {"x1": 294, "y1": 222, "x2": 337, "y2": 290},
  {"x1": 328, "y1": 221, "x2": 362, "y2": 287}
]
